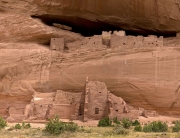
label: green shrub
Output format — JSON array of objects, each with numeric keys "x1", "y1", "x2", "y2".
[
  {"x1": 132, "y1": 120, "x2": 140, "y2": 126},
  {"x1": 45, "y1": 115, "x2": 79, "y2": 135},
  {"x1": 64, "y1": 122, "x2": 78, "y2": 132},
  {"x1": 121, "y1": 118, "x2": 132, "y2": 129},
  {"x1": 0, "y1": 116, "x2": 6, "y2": 129},
  {"x1": 143, "y1": 121, "x2": 168, "y2": 132},
  {"x1": 113, "y1": 117, "x2": 120, "y2": 125},
  {"x1": 151, "y1": 121, "x2": 168, "y2": 132},
  {"x1": 113, "y1": 124, "x2": 129, "y2": 135},
  {"x1": 24, "y1": 123, "x2": 31, "y2": 129},
  {"x1": 15, "y1": 124, "x2": 21, "y2": 129},
  {"x1": 15, "y1": 123, "x2": 31, "y2": 130},
  {"x1": 143, "y1": 123, "x2": 152, "y2": 132},
  {"x1": 45, "y1": 115, "x2": 65, "y2": 135},
  {"x1": 134, "y1": 125, "x2": 142, "y2": 132},
  {"x1": 172, "y1": 120, "x2": 180, "y2": 124},
  {"x1": 172, "y1": 121, "x2": 180, "y2": 132},
  {"x1": 98, "y1": 117, "x2": 112, "y2": 127}
]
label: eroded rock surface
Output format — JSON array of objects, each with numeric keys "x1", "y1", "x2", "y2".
[{"x1": 1, "y1": 0, "x2": 180, "y2": 38}]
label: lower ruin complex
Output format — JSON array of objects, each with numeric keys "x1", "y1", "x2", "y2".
[{"x1": 20, "y1": 78, "x2": 154, "y2": 122}]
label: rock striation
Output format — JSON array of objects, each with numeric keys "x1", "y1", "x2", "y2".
[
  {"x1": 1, "y1": 0, "x2": 180, "y2": 38},
  {"x1": 31, "y1": 0, "x2": 180, "y2": 35}
]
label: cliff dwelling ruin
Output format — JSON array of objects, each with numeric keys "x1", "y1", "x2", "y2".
[
  {"x1": 1, "y1": 29, "x2": 180, "y2": 122},
  {"x1": 21, "y1": 78, "x2": 155, "y2": 122},
  {"x1": 50, "y1": 30, "x2": 164, "y2": 52},
  {"x1": 3, "y1": 0, "x2": 180, "y2": 123}
]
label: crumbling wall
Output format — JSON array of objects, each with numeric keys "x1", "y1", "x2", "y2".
[
  {"x1": 143, "y1": 35, "x2": 156, "y2": 47},
  {"x1": 48, "y1": 105, "x2": 76, "y2": 119},
  {"x1": 108, "y1": 92, "x2": 145, "y2": 120},
  {"x1": 50, "y1": 38, "x2": 64, "y2": 51},
  {"x1": 134, "y1": 36, "x2": 144, "y2": 47},
  {"x1": 114, "y1": 30, "x2": 126, "y2": 36},
  {"x1": 84, "y1": 35, "x2": 102, "y2": 47},
  {"x1": 66, "y1": 41, "x2": 82, "y2": 52},
  {"x1": 48, "y1": 90, "x2": 81, "y2": 119},
  {"x1": 102, "y1": 31, "x2": 111, "y2": 47},
  {"x1": 30, "y1": 90, "x2": 82, "y2": 120},
  {"x1": 110, "y1": 31, "x2": 164, "y2": 49},
  {"x1": 7, "y1": 107, "x2": 25, "y2": 122},
  {"x1": 111, "y1": 35, "x2": 128, "y2": 49},
  {"x1": 66, "y1": 35, "x2": 103, "y2": 52},
  {"x1": 54, "y1": 30, "x2": 164, "y2": 52}
]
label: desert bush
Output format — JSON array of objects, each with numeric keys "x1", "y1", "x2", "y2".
[
  {"x1": 121, "y1": 118, "x2": 132, "y2": 129},
  {"x1": 172, "y1": 121, "x2": 180, "y2": 132},
  {"x1": 23, "y1": 123, "x2": 31, "y2": 129},
  {"x1": 172, "y1": 120, "x2": 180, "y2": 124},
  {"x1": 143, "y1": 121, "x2": 168, "y2": 132},
  {"x1": 64, "y1": 122, "x2": 78, "y2": 132},
  {"x1": 143, "y1": 123, "x2": 152, "y2": 132},
  {"x1": 45, "y1": 115, "x2": 79, "y2": 135},
  {"x1": 134, "y1": 125, "x2": 142, "y2": 132},
  {"x1": 132, "y1": 120, "x2": 140, "y2": 126},
  {"x1": 0, "y1": 116, "x2": 7, "y2": 129},
  {"x1": 98, "y1": 117, "x2": 112, "y2": 127},
  {"x1": 45, "y1": 115, "x2": 65, "y2": 135},
  {"x1": 151, "y1": 121, "x2": 168, "y2": 132},
  {"x1": 15, "y1": 123, "x2": 31, "y2": 130},
  {"x1": 15, "y1": 123, "x2": 21, "y2": 129},
  {"x1": 113, "y1": 124, "x2": 129, "y2": 135},
  {"x1": 113, "y1": 117, "x2": 120, "y2": 125}
]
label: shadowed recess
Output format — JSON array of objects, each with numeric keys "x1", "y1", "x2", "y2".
[{"x1": 31, "y1": 14, "x2": 177, "y2": 37}]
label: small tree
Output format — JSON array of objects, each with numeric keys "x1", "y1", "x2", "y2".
[{"x1": 0, "y1": 116, "x2": 6, "y2": 129}]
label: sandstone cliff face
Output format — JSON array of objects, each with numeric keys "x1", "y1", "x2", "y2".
[
  {"x1": 0, "y1": 0, "x2": 83, "y2": 44},
  {"x1": 2, "y1": 0, "x2": 180, "y2": 37},
  {"x1": 1, "y1": 0, "x2": 180, "y2": 119},
  {"x1": 32, "y1": 0, "x2": 180, "y2": 35}
]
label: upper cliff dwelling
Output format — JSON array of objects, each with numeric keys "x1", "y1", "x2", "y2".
[{"x1": 50, "y1": 30, "x2": 164, "y2": 52}]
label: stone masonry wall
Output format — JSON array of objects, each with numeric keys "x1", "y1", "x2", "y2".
[
  {"x1": 86, "y1": 81, "x2": 109, "y2": 120},
  {"x1": 51, "y1": 30, "x2": 164, "y2": 52}
]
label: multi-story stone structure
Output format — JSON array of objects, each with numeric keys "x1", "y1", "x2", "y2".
[{"x1": 23, "y1": 78, "x2": 152, "y2": 122}]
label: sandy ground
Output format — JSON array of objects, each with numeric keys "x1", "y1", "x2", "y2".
[
  {"x1": 6, "y1": 115, "x2": 180, "y2": 128},
  {"x1": 138, "y1": 116, "x2": 180, "y2": 124}
]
